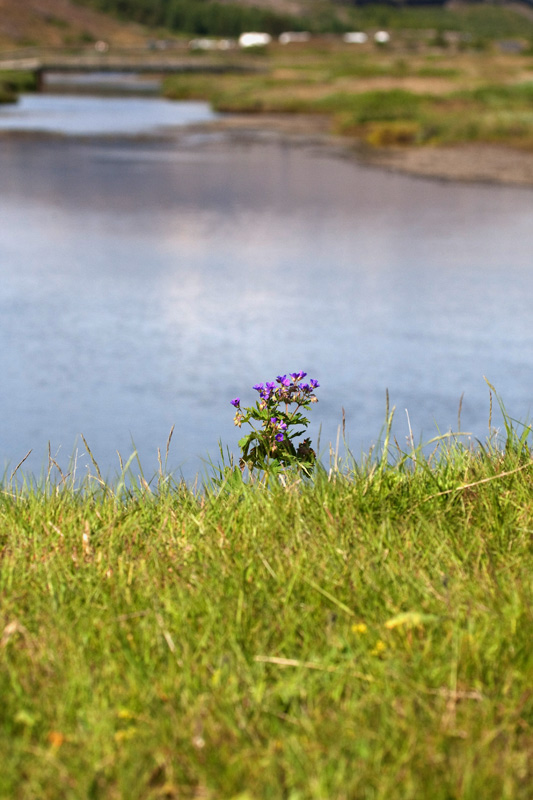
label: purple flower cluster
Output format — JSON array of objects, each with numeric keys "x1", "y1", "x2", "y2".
[
  {"x1": 252, "y1": 381, "x2": 277, "y2": 402},
  {"x1": 230, "y1": 371, "x2": 319, "y2": 469},
  {"x1": 230, "y1": 371, "x2": 319, "y2": 444},
  {"x1": 248, "y1": 372, "x2": 320, "y2": 408}
]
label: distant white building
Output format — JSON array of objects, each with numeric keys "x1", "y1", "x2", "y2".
[
  {"x1": 374, "y1": 31, "x2": 391, "y2": 44},
  {"x1": 238, "y1": 32, "x2": 272, "y2": 48}
]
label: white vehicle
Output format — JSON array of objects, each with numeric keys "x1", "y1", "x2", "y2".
[
  {"x1": 343, "y1": 32, "x2": 368, "y2": 44},
  {"x1": 238, "y1": 32, "x2": 272, "y2": 48},
  {"x1": 279, "y1": 32, "x2": 311, "y2": 45}
]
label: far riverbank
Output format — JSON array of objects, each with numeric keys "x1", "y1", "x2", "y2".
[
  {"x1": 2, "y1": 86, "x2": 532, "y2": 186},
  {"x1": 189, "y1": 112, "x2": 533, "y2": 188}
]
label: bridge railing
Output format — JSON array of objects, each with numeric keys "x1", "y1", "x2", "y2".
[{"x1": 0, "y1": 48, "x2": 262, "y2": 83}]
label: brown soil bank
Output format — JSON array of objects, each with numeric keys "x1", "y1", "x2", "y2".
[{"x1": 362, "y1": 142, "x2": 533, "y2": 187}]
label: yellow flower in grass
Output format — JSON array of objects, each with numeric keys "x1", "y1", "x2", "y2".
[
  {"x1": 371, "y1": 639, "x2": 387, "y2": 657},
  {"x1": 351, "y1": 622, "x2": 368, "y2": 635},
  {"x1": 117, "y1": 708, "x2": 136, "y2": 720}
]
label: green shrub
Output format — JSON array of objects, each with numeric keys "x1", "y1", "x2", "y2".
[
  {"x1": 0, "y1": 70, "x2": 38, "y2": 93},
  {"x1": 0, "y1": 85, "x2": 16, "y2": 103},
  {"x1": 365, "y1": 120, "x2": 422, "y2": 147}
]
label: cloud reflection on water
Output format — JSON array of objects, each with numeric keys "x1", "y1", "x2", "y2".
[{"x1": 1, "y1": 128, "x2": 533, "y2": 480}]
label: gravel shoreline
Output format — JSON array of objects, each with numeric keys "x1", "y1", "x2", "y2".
[{"x1": 362, "y1": 142, "x2": 533, "y2": 187}]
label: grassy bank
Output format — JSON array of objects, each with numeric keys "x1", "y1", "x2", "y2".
[
  {"x1": 0, "y1": 86, "x2": 15, "y2": 103},
  {"x1": 0, "y1": 70, "x2": 39, "y2": 103},
  {"x1": 163, "y1": 40, "x2": 533, "y2": 149},
  {"x1": 1, "y1": 401, "x2": 532, "y2": 798}
]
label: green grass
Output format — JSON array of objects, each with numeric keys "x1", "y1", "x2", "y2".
[
  {"x1": 0, "y1": 86, "x2": 15, "y2": 103},
  {"x1": 328, "y1": 85, "x2": 533, "y2": 147},
  {"x1": 0, "y1": 70, "x2": 39, "y2": 103},
  {"x1": 1, "y1": 396, "x2": 532, "y2": 798},
  {"x1": 454, "y1": 81, "x2": 533, "y2": 108},
  {"x1": 0, "y1": 70, "x2": 39, "y2": 93},
  {"x1": 162, "y1": 40, "x2": 533, "y2": 150},
  {"x1": 314, "y1": 88, "x2": 431, "y2": 123}
]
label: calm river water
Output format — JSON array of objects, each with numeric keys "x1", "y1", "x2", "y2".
[{"x1": 1, "y1": 92, "x2": 533, "y2": 482}]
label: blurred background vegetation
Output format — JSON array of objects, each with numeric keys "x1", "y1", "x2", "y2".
[
  {"x1": 70, "y1": 0, "x2": 533, "y2": 40},
  {"x1": 4, "y1": 1, "x2": 533, "y2": 149}
]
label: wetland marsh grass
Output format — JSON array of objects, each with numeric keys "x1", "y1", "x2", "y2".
[
  {"x1": 162, "y1": 37, "x2": 533, "y2": 149},
  {"x1": 0, "y1": 70, "x2": 39, "y2": 103},
  {"x1": 1, "y1": 391, "x2": 532, "y2": 799}
]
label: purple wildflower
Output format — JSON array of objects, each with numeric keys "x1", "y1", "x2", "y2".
[
  {"x1": 230, "y1": 398, "x2": 240, "y2": 407},
  {"x1": 290, "y1": 371, "x2": 307, "y2": 381},
  {"x1": 261, "y1": 382, "x2": 276, "y2": 401},
  {"x1": 276, "y1": 374, "x2": 291, "y2": 387},
  {"x1": 275, "y1": 432, "x2": 284, "y2": 442},
  {"x1": 309, "y1": 379, "x2": 320, "y2": 389},
  {"x1": 253, "y1": 383, "x2": 264, "y2": 393}
]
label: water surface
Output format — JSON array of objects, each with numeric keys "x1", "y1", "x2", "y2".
[
  {"x1": 1, "y1": 94, "x2": 533, "y2": 481},
  {"x1": 0, "y1": 93, "x2": 216, "y2": 135}
]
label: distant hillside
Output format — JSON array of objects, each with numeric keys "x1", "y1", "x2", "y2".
[
  {"x1": 70, "y1": 0, "x2": 533, "y2": 39},
  {"x1": 0, "y1": 0, "x2": 148, "y2": 49},
  {"x1": 71, "y1": 0, "x2": 324, "y2": 37},
  {"x1": 2, "y1": 0, "x2": 533, "y2": 50}
]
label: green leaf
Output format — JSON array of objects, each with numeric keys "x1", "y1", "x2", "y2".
[
  {"x1": 238, "y1": 434, "x2": 256, "y2": 449},
  {"x1": 287, "y1": 430, "x2": 306, "y2": 440}
]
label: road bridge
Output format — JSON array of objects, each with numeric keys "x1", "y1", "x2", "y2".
[{"x1": 0, "y1": 53, "x2": 257, "y2": 90}]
